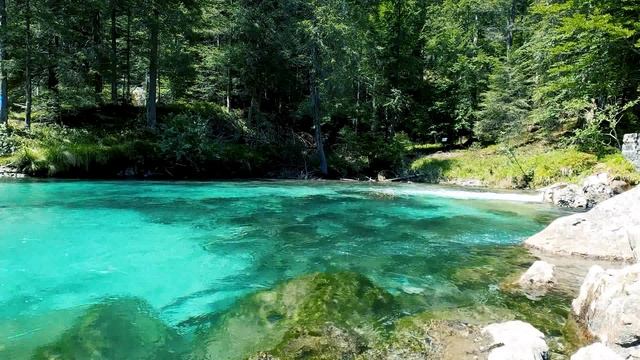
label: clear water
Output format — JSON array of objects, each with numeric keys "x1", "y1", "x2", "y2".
[{"x1": 0, "y1": 180, "x2": 566, "y2": 358}]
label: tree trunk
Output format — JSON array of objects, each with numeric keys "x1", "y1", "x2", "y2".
[
  {"x1": 146, "y1": 6, "x2": 159, "y2": 128},
  {"x1": 226, "y1": 66, "x2": 231, "y2": 111},
  {"x1": 125, "y1": 9, "x2": 131, "y2": 103},
  {"x1": 506, "y1": 0, "x2": 516, "y2": 58},
  {"x1": 110, "y1": 0, "x2": 118, "y2": 103},
  {"x1": 47, "y1": 37, "x2": 60, "y2": 122},
  {"x1": 25, "y1": 0, "x2": 32, "y2": 129},
  {"x1": 309, "y1": 41, "x2": 328, "y2": 176},
  {"x1": 93, "y1": 11, "x2": 103, "y2": 103},
  {"x1": 0, "y1": 0, "x2": 8, "y2": 124}
]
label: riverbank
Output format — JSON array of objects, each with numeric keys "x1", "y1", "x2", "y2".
[{"x1": 3, "y1": 122, "x2": 638, "y2": 189}]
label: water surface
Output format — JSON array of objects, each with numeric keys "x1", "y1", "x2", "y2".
[{"x1": 0, "y1": 180, "x2": 566, "y2": 358}]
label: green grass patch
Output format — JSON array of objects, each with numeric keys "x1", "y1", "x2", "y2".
[{"x1": 411, "y1": 144, "x2": 639, "y2": 189}]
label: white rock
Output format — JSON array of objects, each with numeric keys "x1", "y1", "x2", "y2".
[
  {"x1": 518, "y1": 261, "x2": 556, "y2": 299},
  {"x1": 610, "y1": 180, "x2": 630, "y2": 195},
  {"x1": 570, "y1": 343, "x2": 623, "y2": 360},
  {"x1": 482, "y1": 321, "x2": 549, "y2": 360},
  {"x1": 623, "y1": 133, "x2": 640, "y2": 171},
  {"x1": 572, "y1": 264, "x2": 640, "y2": 358},
  {"x1": 553, "y1": 184, "x2": 588, "y2": 209},
  {"x1": 582, "y1": 173, "x2": 614, "y2": 207},
  {"x1": 526, "y1": 186, "x2": 640, "y2": 261}
]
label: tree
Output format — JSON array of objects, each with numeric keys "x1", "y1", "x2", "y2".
[
  {"x1": 0, "y1": 0, "x2": 7, "y2": 124},
  {"x1": 146, "y1": 1, "x2": 159, "y2": 128},
  {"x1": 24, "y1": 0, "x2": 32, "y2": 129}
]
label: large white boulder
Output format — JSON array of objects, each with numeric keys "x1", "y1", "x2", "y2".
[
  {"x1": 572, "y1": 264, "x2": 640, "y2": 359},
  {"x1": 518, "y1": 261, "x2": 556, "y2": 299},
  {"x1": 482, "y1": 321, "x2": 549, "y2": 360},
  {"x1": 526, "y1": 186, "x2": 640, "y2": 261},
  {"x1": 570, "y1": 343, "x2": 623, "y2": 360}
]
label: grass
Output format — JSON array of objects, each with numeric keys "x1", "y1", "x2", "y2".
[
  {"x1": 410, "y1": 144, "x2": 640, "y2": 189},
  {"x1": 2, "y1": 123, "x2": 148, "y2": 177}
]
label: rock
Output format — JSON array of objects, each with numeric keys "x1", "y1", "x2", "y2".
[
  {"x1": 518, "y1": 261, "x2": 556, "y2": 299},
  {"x1": 0, "y1": 165, "x2": 26, "y2": 178},
  {"x1": 525, "y1": 186, "x2": 640, "y2": 261},
  {"x1": 362, "y1": 317, "x2": 491, "y2": 360},
  {"x1": 131, "y1": 87, "x2": 146, "y2": 107},
  {"x1": 448, "y1": 179, "x2": 484, "y2": 187},
  {"x1": 32, "y1": 298, "x2": 186, "y2": 360},
  {"x1": 610, "y1": 180, "x2": 630, "y2": 195},
  {"x1": 572, "y1": 264, "x2": 640, "y2": 359},
  {"x1": 541, "y1": 183, "x2": 588, "y2": 209},
  {"x1": 570, "y1": 343, "x2": 624, "y2": 360},
  {"x1": 622, "y1": 133, "x2": 640, "y2": 171},
  {"x1": 482, "y1": 320, "x2": 549, "y2": 360},
  {"x1": 540, "y1": 174, "x2": 626, "y2": 209},
  {"x1": 581, "y1": 173, "x2": 614, "y2": 207},
  {"x1": 192, "y1": 272, "x2": 396, "y2": 360}
]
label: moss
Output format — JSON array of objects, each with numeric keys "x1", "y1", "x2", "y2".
[
  {"x1": 32, "y1": 298, "x2": 185, "y2": 360},
  {"x1": 192, "y1": 272, "x2": 397, "y2": 360},
  {"x1": 411, "y1": 144, "x2": 638, "y2": 189}
]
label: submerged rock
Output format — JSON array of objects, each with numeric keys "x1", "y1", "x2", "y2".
[
  {"x1": 361, "y1": 315, "x2": 491, "y2": 360},
  {"x1": 482, "y1": 321, "x2": 549, "y2": 360},
  {"x1": 525, "y1": 186, "x2": 640, "y2": 261},
  {"x1": 517, "y1": 261, "x2": 556, "y2": 299},
  {"x1": 572, "y1": 264, "x2": 640, "y2": 359},
  {"x1": 570, "y1": 342, "x2": 624, "y2": 360},
  {"x1": 32, "y1": 298, "x2": 185, "y2": 360},
  {"x1": 192, "y1": 272, "x2": 396, "y2": 360}
]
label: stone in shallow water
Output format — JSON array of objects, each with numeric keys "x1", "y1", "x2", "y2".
[
  {"x1": 32, "y1": 298, "x2": 185, "y2": 360},
  {"x1": 482, "y1": 320, "x2": 549, "y2": 360},
  {"x1": 517, "y1": 261, "x2": 556, "y2": 299}
]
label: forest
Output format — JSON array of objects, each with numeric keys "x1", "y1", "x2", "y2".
[{"x1": 0, "y1": 0, "x2": 639, "y2": 180}]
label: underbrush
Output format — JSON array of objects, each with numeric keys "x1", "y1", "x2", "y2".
[
  {"x1": 0, "y1": 103, "x2": 305, "y2": 178},
  {"x1": 410, "y1": 144, "x2": 640, "y2": 189}
]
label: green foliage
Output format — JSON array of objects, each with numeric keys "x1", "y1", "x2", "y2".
[
  {"x1": 330, "y1": 129, "x2": 409, "y2": 177},
  {"x1": 8, "y1": 124, "x2": 141, "y2": 176},
  {"x1": 0, "y1": 124, "x2": 20, "y2": 156},
  {"x1": 475, "y1": 59, "x2": 531, "y2": 143},
  {"x1": 158, "y1": 113, "x2": 220, "y2": 171}
]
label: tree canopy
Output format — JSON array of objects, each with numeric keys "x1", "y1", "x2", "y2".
[{"x1": 0, "y1": 0, "x2": 638, "y2": 176}]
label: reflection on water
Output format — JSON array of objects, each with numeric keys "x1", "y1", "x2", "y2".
[{"x1": 0, "y1": 180, "x2": 570, "y2": 358}]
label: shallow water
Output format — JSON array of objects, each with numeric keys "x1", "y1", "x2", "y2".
[{"x1": 0, "y1": 180, "x2": 568, "y2": 358}]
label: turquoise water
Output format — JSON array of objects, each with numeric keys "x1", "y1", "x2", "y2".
[{"x1": 0, "y1": 180, "x2": 565, "y2": 358}]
